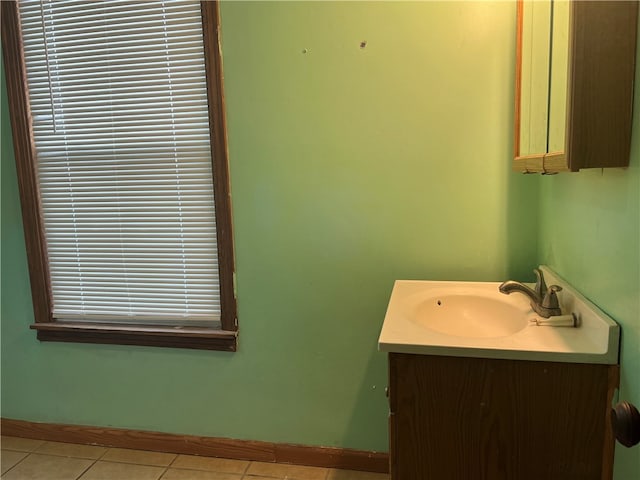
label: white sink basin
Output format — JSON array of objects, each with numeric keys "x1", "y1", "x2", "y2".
[
  {"x1": 378, "y1": 266, "x2": 620, "y2": 364},
  {"x1": 412, "y1": 292, "x2": 530, "y2": 338}
]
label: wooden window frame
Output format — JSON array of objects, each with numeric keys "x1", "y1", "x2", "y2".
[{"x1": 1, "y1": 0, "x2": 238, "y2": 351}]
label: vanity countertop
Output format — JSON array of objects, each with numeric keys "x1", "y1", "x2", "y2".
[{"x1": 378, "y1": 266, "x2": 619, "y2": 364}]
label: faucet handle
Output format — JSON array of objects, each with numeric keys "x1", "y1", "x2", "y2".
[
  {"x1": 542, "y1": 285, "x2": 563, "y2": 310},
  {"x1": 533, "y1": 268, "x2": 547, "y2": 298}
]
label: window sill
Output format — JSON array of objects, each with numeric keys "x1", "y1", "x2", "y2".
[{"x1": 30, "y1": 322, "x2": 237, "y2": 351}]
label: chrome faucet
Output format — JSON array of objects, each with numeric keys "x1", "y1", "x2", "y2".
[{"x1": 499, "y1": 268, "x2": 563, "y2": 318}]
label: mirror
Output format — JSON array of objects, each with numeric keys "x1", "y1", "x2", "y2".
[{"x1": 516, "y1": 0, "x2": 569, "y2": 158}]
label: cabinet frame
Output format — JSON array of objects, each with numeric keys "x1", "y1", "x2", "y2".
[{"x1": 514, "y1": 0, "x2": 638, "y2": 173}]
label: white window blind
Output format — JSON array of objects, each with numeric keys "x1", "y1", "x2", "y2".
[{"x1": 19, "y1": 0, "x2": 221, "y2": 325}]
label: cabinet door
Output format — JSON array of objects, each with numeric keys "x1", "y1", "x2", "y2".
[{"x1": 389, "y1": 353, "x2": 618, "y2": 480}]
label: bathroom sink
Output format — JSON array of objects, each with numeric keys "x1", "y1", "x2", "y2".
[
  {"x1": 412, "y1": 291, "x2": 530, "y2": 338},
  {"x1": 378, "y1": 266, "x2": 620, "y2": 364}
]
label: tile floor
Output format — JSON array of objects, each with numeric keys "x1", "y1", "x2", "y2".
[{"x1": 0, "y1": 437, "x2": 389, "y2": 480}]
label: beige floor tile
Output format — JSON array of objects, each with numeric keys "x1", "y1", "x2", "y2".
[
  {"x1": 161, "y1": 468, "x2": 242, "y2": 480},
  {"x1": 171, "y1": 455, "x2": 249, "y2": 474},
  {"x1": 101, "y1": 447, "x2": 176, "y2": 466},
  {"x1": 1, "y1": 450, "x2": 28, "y2": 474},
  {"x1": 34, "y1": 441, "x2": 107, "y2": 459},
  {"x1": 241, "y1": 477, "x2": 281, "y2": 480},
  {"x1": 245, "y1": 461, "x2": 328, "y2": 480},
  {"x1": 78, "y1": 460, "x2": 165, "y2": 480},
  {"x1": 0, "y1": 437, "x2": 45, "y2": 453},
  {"x1": 1, "y1": 453, "x2": 93, "y2": 480},
  {"x1": 326, "y1": 469, "x2": 390, "y2": 480}
]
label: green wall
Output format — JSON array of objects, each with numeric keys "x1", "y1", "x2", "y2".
[
  {"x1": 1, "y1": 1, "x2": 536, "y2": 452},
  {"x1": 538, "y1": 25, "x2": 640, "y2": 476}
]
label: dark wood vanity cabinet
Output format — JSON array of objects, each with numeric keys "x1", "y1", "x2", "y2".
[{"x1": 388, "y1": 353, "x2": 619, "y2": 480}]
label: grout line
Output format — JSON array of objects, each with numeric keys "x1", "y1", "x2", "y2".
[
  {"x1": 0, "y1": 439, "x2": 46, "y2": 454},
  {"x1": 167, "y1": 450, "x2": 179, "y2": 468},
  {"x1": 28, "y1": 444, "x2": 110, "y2": 462},
  {"x1": 96, "y1": 446, "x2": 110, "y2": 461},
  {"x1": 157, "y1": 466, "x2": 169, "y2": 480},
  {"x1": 1, "y1": 450, "x2": 31, "y2": 477},
  {"x1": 74, "y1": 456, "x2": 99, "y2": 480},
  {"x1": 83, "y1": 446, "x2": 178, "y2": 469},
  {"x1": 84, "y1": 458, "x2": 177, "y2": 469}
]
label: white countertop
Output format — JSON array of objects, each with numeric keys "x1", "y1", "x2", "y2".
[{"x1": 378, "y1": 266, "x2": 620, "y2": 364}]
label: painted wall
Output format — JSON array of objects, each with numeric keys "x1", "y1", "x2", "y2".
[
  {"x1": 1, "y1": 1, "x2": 537, "y2": 452},
  {"x1": 538, "y1": 26, "x2": 640, "y2": 477}
]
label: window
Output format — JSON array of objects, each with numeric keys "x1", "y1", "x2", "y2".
[{"x1": 1, "y1": 0, "x2": 237, "y2": 351}]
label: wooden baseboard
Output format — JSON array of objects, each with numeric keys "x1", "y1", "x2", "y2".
[{"x1": 0, "y1": 418, "x2": 389, "y2": 473}]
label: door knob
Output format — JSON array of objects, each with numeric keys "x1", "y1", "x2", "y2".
[{"x1": 611, "y1": 401, "x2": 640, "y2": 447}]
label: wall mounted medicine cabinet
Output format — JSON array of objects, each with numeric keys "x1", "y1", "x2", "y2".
[{"x1": 514, "y1": 0, "x2": 638, "y2": 173}]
